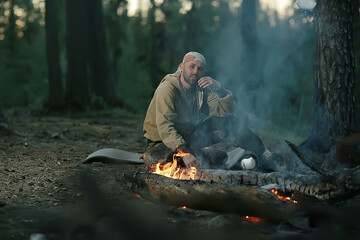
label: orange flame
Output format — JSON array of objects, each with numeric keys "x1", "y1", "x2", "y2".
[
  {"x1": 151, "y1": 150, "x2": 197, "y2": 180},
  {"x1": 242, "y1": 216, "x2": 264, "y2": 223},
  {"x1": 270, "y1": 188, "x2": 298, "y2": 204}
]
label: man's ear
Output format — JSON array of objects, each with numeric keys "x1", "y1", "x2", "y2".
[{"x1": 180, "y1": 63, "x2": 184, "y2": 71}]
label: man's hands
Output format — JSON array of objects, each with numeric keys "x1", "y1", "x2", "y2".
[
  {"x1": 198, "y1": 76, "x2": 221, "y2": 91},
  {"x1": 177, "y1": 144, "x2": 200, "y2": 168},
  {"x1": 182, "y1": 154, "x2": 200, "y2": 168},
  {"x1": 177, "y1": 143, "x2": 190, "y2": 154}
]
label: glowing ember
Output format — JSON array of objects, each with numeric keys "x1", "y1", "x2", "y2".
[
  {"x1": 133, "y1": 193, "x2": 142, "y2": 199},
  {"x1": 242, "y1": 216, "x2": 264, "y2": 223},
  {"x1": 270, "y1": 188, "x2": 298, "y2": 204},
  {"x1": 151, "y1": 150, "x2": 197, "y2": 180},
  {"x1": 181, "y1": 206, "x2": 191, "y2": 210}
]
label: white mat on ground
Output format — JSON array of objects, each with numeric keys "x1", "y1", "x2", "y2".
[
  {"x1": 84, "y1": 148, "x2": 144, "y2": 164},
  {"x1": 84, "y1": 147, "x2": 247, "y2": 166}
]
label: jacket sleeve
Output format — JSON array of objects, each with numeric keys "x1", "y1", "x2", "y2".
[
  {"x1": 155, "y1": 83, "x2": 185, "y2": 150},
  {"x1": 206, "y1": 88, "x2": 235, "y2": 117}
]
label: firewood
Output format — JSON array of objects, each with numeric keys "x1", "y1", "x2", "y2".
[
  {"x1": 120, "y1": 171, "x2": 297, "y2": 221},
  {"x1": 120, "y1": 166, "x2": 360, "y2": 203},
  {"x1": 285, "y1": 140, "x2": 332, "y2": 177}
]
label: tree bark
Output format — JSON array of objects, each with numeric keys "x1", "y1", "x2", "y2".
[
  {"x1": 87, "y1": 0, "x2": 118, "y2": 104},
  {"x1": 148, "y1": 0, "x2": 163, "y2": 88},
  {"x1": 184, "y1": 0, "x2": 198, "y2": 51},
  {"x1": 240, "y1": 0, "x2": 260, "y2": 112},
  {"x1": 354, "y1": 0, "x2": 360, "y2": 128},
  {"x1": 65, "y1": 0, "x2": 90, "y2": 108},
  {"x1": 106, "y1": 0, "x2": 126, "y2": 84},
  {"x1": 45, "y1": 0, "x2": 65, "y2": 108},
  {"x1": 5, "y1": 0, "x2": 16, "y2": 52},
  {"x1": 313, "y1": 0, "x2": 356, "y2": 138},
  {"x1": 300, "y1": 0, "x2": 356, "y2": 157}
]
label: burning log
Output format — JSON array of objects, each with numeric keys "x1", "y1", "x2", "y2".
[
  {"x1": 118, "y1": 144, "x2": 360, "y2": 223},
  {"x1": 120, "y1": 171, "x2": 297, "y2": 222},
  {"x1": 147, "y1": 147, "x2": 360, "y2": 201},
  {"x1": 192, "y1": 168, "x2": 360, "y2": 201},
  {"x1": 120, "y1": 164, "x2": 360, "y2": 202}
]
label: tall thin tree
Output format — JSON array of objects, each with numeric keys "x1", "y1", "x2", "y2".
[
  {"x1": 148, "y1": 0, "x2": 165, "y2": 87},
  {"x1": 240, "y1": 0, "x2": 260, "y2": 112},
  {"x1": 65, "y1": 0, "x2": 89, "y2": 108},
  {"x1": 87, "y1": 0, "x2": 118, "y2": 104},
  {"x1": 45, "y1": 0, "x2": 64, "y2": 108}
]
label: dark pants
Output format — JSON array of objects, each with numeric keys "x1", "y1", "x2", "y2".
[
  {"x1": 186, "y1": 116, "x2": 265, "y2": 155},
  {"x1": 144, "y1": 116, "x2": 266, "y2": 168}
]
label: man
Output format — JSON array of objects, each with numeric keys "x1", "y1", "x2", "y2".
[{"x1": 143, "y1": 52, "x2": 273, "y2": 170}]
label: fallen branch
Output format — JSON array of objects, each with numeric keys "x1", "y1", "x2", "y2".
[{"x1": 285, "y1": 140, "x2": 332, "y2": 177}]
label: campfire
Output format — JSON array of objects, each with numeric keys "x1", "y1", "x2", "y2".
[
  {"x1": 151, "y1": 150, "x2": 197, "y2": 180},
  {"x1": 150, "y1": 151, "x2": 298, "y2": 204},
  {"x1": 270, "y1": 188, "x2": 298, "y2": 204}
]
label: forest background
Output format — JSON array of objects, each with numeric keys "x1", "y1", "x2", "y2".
[{"x1": 0, "y1": 0, "x2": 359, "y2": 145}]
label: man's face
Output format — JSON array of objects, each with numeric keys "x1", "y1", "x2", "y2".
[{"x1": 181, "y1": 60, "x2": 205, "y2": 86}]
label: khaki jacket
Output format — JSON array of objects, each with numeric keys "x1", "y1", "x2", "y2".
[{"x1": 143, "y1": 70, "x2": 235, "y2": 150}]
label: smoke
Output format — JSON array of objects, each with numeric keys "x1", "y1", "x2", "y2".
[{"x1": 204, "y1": 6, "x2": 316, "y2": 144}]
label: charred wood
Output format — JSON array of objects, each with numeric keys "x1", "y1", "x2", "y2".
[
  {"x1": 120, "y1": 171, "x2": 296, "y2": 222},
  {"x1": 286, "y1": 140, "x2": 332, "y2": 177},
  {"x1": 120, "y1": 167, "x2": 360, "y2": 203},
  {"x1": 195, "y1": 168, "x2": 360, "y2": 201}
]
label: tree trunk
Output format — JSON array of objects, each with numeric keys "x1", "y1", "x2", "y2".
[
  {"x1": 301, "y1": 0, "x2": 356, "y2": 155},
  {"x1": 184, "y1": 0, "x2": 197, "y2": 51},
  {"x1": 354, "y1": 0, "x2": 360, "y2": 128},
  {"x1": 240, "y1": 0, "x2": 260, "y2": 112},
  {"x1": 314, "y1": 0, "x2": 356, "y2": 137},
  {"x1": 106, "y1": 0, "x2": 126, "y2": 84},
  {"x1": 65, "y1": 0, "x2": 89, "y2": 108},
  {"x1": 149, "y1": 0, "x2": 160, "y2": 87},
  {"x1": 87, "y1": 0, "x2": 118, "y2": 104},
  {"x1": 5, "y1": 0, "x2": 16, "y2": 52},
  {"x1": 45, "y1": 0, "x2": 65, "y2": 108}
]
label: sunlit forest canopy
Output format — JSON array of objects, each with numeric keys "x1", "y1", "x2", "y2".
[{"x1": 0, "y1": 0, "x2": 359, "y2": 141}]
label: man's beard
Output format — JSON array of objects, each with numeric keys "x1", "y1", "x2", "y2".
[{"x1": 183, "y1": 68, "x2": 198, "y2": 86}]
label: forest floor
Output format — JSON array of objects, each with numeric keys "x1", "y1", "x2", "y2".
[
  {"x1": 0, "y1": 113, "x2": 148, "y2": 239},
  {"x1": 0, "y1": 113, "x2": 359, "y2": 240}
]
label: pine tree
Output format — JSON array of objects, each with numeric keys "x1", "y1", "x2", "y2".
[{"x1": 301, "y1": 0, "x2": 356, "y2": 153}]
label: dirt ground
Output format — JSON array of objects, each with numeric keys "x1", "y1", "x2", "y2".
[
  {"x1": 0, "y1": 114, "x2": 149, "y2": 239},
  {"x1": 0, "y1": 114, "x2": 359, "y2": 240}
]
